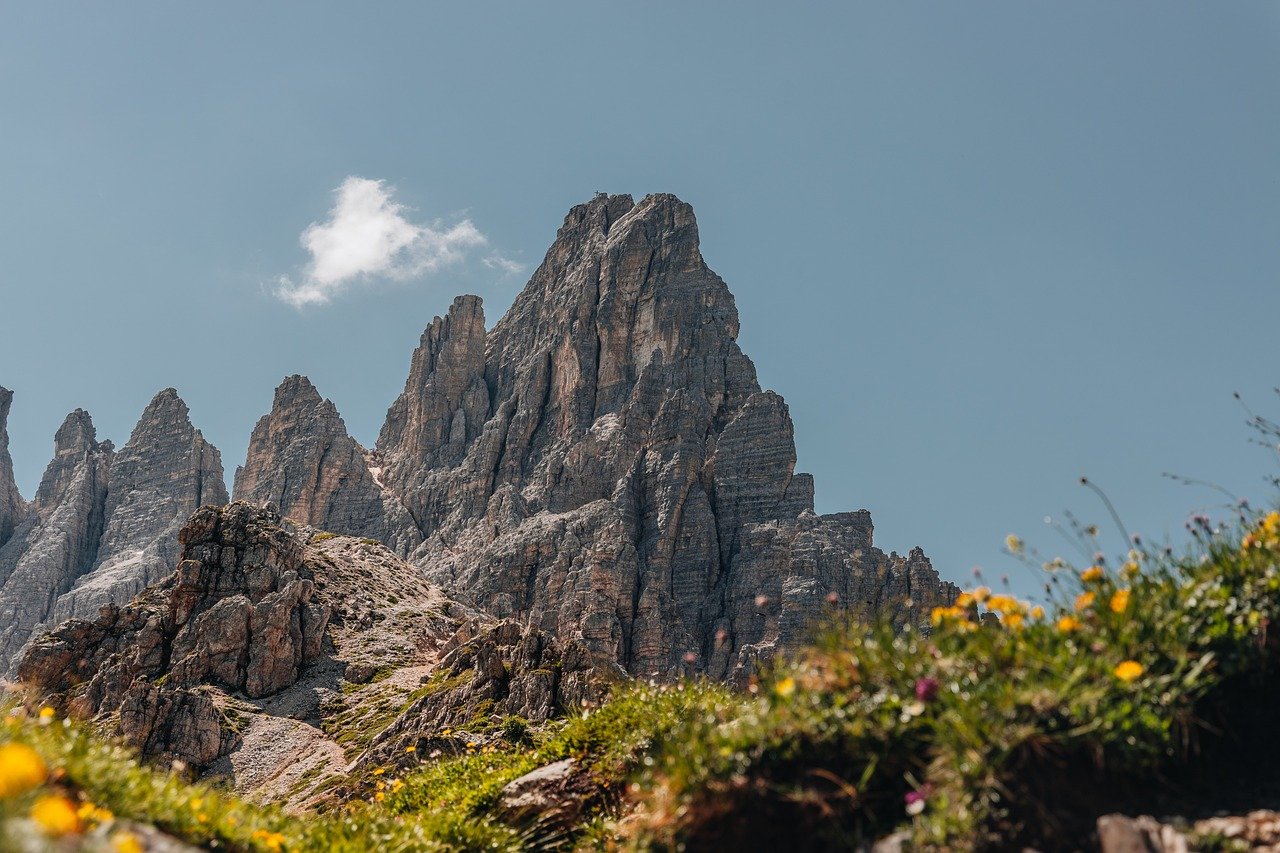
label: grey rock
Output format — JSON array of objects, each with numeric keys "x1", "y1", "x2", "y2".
[
  {"x1": 498, "y1": 758, "x2": 595, "y2": 826},
  {"x1": 6, "y1": 193, "x2": 958, "y2": 689},
  {"x1": 0, "y1": 409, "x2": 113, "y2": 667},
  {"x1": 0, "y1": 387, "x2": 25, "y2": 548},
  {"x1": 0, "y1": 390, "x2": 228, "y2": 671},
  {"x1": 233, "y1": 375, "x2": 419, "y2": 554},
  {"x1": 117, "y1": 682, "x2": 241, "y2": 768},
  {"x1": 358, "y1": 618, "x2": 624, "y2": 771},
  {"x1": 1096, "y1": 814, "x2": 1190, "y2": 853},
  {"x1": 367, "y1": 193, "x2": 956, "y2": 679},
  {"x1": 51, "y1": 388, "x2": 228, "y2": 622},
  {"x1": 17, "y1": 502, "x2": 330, "y2": 768}
]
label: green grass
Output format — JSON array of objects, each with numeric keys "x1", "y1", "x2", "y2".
[
  {"x1": 622, "y1": 509, "x2": 1280, "y2": 848},
  {"x1": 377, "y1": 681, "x2": 737, "y2": 824},
  {"x1": 0, "y1": 707, "x2": 521, "y2": 851},
  {"x1": 4, "y1": 507, "x2": 1280, "y2": 850}
]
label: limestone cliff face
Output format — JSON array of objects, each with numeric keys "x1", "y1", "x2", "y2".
[
  {"x1": 232, "y1": 375, "x2": 419, "y2": 554},
  {"x1": 286, "y1": 192, "x2": 956, "y2": 680},
  {"x1": 19, "y1": 503, "x2": 330, "y2": 767},
  {"x1": 51, "y1": 389, "x2": 228, "y2": 623},
  {"x1": 0, "y1": 390, "x2": 228, "y2": 670},
  {"x1": 0, "y1": 410, "x2": 113, "y2": 666},
  {"x1": 0, "y1": 388, "x2": 25, "y2": 549},
  {"x1": 7, "y1": 193, "x2": 955, "y2": 686}
]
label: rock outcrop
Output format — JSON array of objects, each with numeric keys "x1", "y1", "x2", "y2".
[
  {"x1": 0, "y1": 387, "x2": 24, "y2": 549},
  {"x1": 358, "y1": 618, "x2": 625, "y2": 771},
  {"x1": 19, "y1": 503, "x2": 330, "y2": 767},
  {"x1": 7, "y1": 193, "x2": 956, "y2": 688},
  {"x1": 51, "y1": 389, "x2": 228, "y2": 623},
  {"x1": 361, "y1": 192, "x2": 957, "y2": 680},
  {"x1": 232, "y1": 375, "x2": 419, "y2": 554},
  {"x1": 0, "y1": 389, "x2": 228, "y2": 671},
  {"x1": 0, "y1": 410, "x2": 113, "y2": 667}
]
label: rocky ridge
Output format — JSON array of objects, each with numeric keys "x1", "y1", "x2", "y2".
[
  {"x1": 4, "y1": 192, "x2": 954, "y2": 689},
  {"x1": 0, "y1": 389, "x2": 227, "y2": 670},
  {"x1": 19, "y1": 502, "x2": 617, "y2": 807},
  {"x1": 234, "y1": 193, "x2": 958, "y2": 681},
  {"x1": 0, "y1": 387, "x2": 25, "y2": 549}
]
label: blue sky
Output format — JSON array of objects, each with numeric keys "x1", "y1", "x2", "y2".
[{"x1": 1, "y1": 3, "x2": 1277, "y2": 595}]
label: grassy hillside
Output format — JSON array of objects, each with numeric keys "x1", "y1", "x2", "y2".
[{"x1": 3, "y1": 507, "x2": 1279, "y2": 850}]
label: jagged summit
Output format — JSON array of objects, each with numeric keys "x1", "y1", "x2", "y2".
[
  {"x1": 2, "y1": 193, "x2": 956, "y2": 684},
  {"x1": 0, "y1": 388, "x2": 227, "y2": 669},
  {"x1": 226, "y1": 191, "x2": 955, "y2": 681},
  {"x1": 0, "y1": 387, "x2": 25, "y2": 549},
  {"x1": 232, "y1": 374, "x2": 420, "y2": 554}
]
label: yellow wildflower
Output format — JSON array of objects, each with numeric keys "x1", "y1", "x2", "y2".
[
  {"x1": 404, "y1": 745, "x2": 416, "y2": 754},
  {"x1": 1110, "y1": 589, "x2": 1131, "y2": 614},
  {"x1": 372, "y1": 767, "x2": 385, "y2": 776},
  {"x1": 31, "y1": 794, "x2": 81, "y2": 837},
  {"x1": 972, "y1": 586, "x2": 991, "y2": 603},
  {"x1": 987, "y1": 594, "x2": 1023, "y2": 615},
  {"x1": 77, "y1": 801, "x2": 113, "y2": 825},
  {"x1": 931, "y1": 606, "x2": 963, "y2": 626},
  {"x1": 775, "y1": 677, "x2": 796, "y2": 698},
  {"x1": 1074, "y1": 591, "x2": 1096, "y2": 611},
  {"x1": 1114, "y1": 660, "x2": 1144, "y2": 683},
  {"x1": 252, "y1": 828, "x2": 286, "y2": 850},
  {"x1": 1122, "y1": 561, "x2": 1140, "y2": 578},
  {"x1": 0, "y1": 742, "x2": 47, "y2": 797},
  {"x1": 1262, "y1": 511, "x2": 1280, "y2": 538},
  {"x1": 1004, "y1": 612, "x2": 1024, "y2": 630},
  {"x1": 1030, "y1": 605, "x2": 1045, "y2": 620},
  {"x1": 1005, "y1": 534, "x2": 1023, "y2": 554},
  {"x1": 1081, "y1": 566, "x2": 1104, "y2": 582},
  {"x1": 1243, "y1": 533, "x2": 1259, "y2": 550},
  {"x1": 112, "y1": 832, "x2": 144, "y2": 853},
  {"x1": 1057, "y1": 615, "x2": 1081, "y2": 633},
  {"x1": 374, "y1": 791, "x2": 385, "y2": 802},
  {"x1": 954, "y1": 592, "x2": 974, "y2": 608}
]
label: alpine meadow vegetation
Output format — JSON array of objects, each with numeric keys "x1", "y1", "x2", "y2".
[{"x1": 4, "y1": 412, "x2": 1280, "y2": 850}]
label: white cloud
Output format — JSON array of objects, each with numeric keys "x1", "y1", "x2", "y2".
[
  {"x1": 482, "y1": 253, "x2": 527, "y2": 277},
  {"x1": 276, "y1": 177, "x2": 488, "y2": 307}
]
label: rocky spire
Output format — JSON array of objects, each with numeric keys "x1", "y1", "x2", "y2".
[
  {"x1": 7, "y1": 193, "x2": 957, "y2": 684},
  {"x1": 234, "y1": 376, "x2": 418, "y2": 552},
  {"x1": 0, "y1": 390, "x2": 232, "y2": 670},
  {"x1": 0, "y1": 409, "x2": 112, "y2": 667},
  {"x1": 377, "y1": 294, "x2": 489, "y2": 524},
  {"x1": 49, "y1": 388, "x2": 229, "y2": 622},
  {"x1": 363, "y1": 193, "x2": 957, "y2": 680},
  {"x1": 0, "y1": 387, "x2": 25, "y2": 548}
]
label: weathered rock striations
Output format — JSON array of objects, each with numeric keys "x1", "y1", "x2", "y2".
[
  {"x1": 358, "y1": 618, "x2": 626, "y2": 772},
  {"x1": 51, "y1": 388, "x2": 229, "y2": 623},
  {"x1": 19, "y1": 503, "x2": 330, "y2": 767},
  {"x1": 0, "y1": 410, "x2": 113, "y2": 667},
  {"x1": 0, "y1": 387, "x2": 24, "y2": 549},
  {"x1": 0, "y1": 390, "x2": 229, "y2": 670},
  {"x1": 233, "y1": 375, "x2": 419, "y2": 554},
  {"x1": 9, "y1": 193, "x2": 956, "y2": 689},
  {"x1": 360, "y1": 193, "x2": 957, "y2": 680}
]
